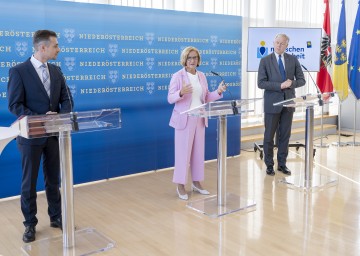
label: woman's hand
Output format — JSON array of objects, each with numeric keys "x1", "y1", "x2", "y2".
[
  {"x1": 217, "y1": 81, "x2": 227, "y2": 95},
  {"x1": 179, "y1": 80, "x2": 193, "y2": 97}
]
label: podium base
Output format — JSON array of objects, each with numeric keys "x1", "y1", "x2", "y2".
[
  {"x1": 21, "y1": 228, "x2": 115, "y2": 256},
  {"x1": 278, "y1": 173, "x2": 338, "y2": 191},
  {"x1": 331, "y1": 141, "x2": 347, "y2": 147},
  {"x1": 314, "y1": 143, "x2": 329, "y2": 148},
  {"x1": 346, "y1": 141, "x2": 360, "y2": 146},
  {"x1": 187, "y1": 193, "x2": 256, "y2": 218}
]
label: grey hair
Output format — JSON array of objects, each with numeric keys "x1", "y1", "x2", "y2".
[{"x1": 274, "y1": 33, "x2": 290, "y2": 44}]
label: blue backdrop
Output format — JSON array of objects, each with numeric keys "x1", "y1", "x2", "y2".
[{"x1": 0, "y1": 0, "x2": 242, "y2": 198}]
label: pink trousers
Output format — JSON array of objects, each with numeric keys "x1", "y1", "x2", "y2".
[{"x1": 173, "y1": 116, "x2": 205, "y2": 185}]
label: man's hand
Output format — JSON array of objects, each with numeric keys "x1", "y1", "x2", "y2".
[{"x1": 281, "y1": 79, "x2": 292, "y2": 90}]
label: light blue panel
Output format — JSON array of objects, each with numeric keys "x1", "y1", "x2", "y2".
[{"x1": 0, "y1": 0, "x2": 242, "y2": 198}]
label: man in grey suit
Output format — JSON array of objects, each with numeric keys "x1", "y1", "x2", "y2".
[{"x1": 258, "y1": 34, "x2": 305, "y2": 176}]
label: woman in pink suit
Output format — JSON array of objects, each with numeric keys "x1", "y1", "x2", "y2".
[{"x1": 168, "y1": 46, "x2": 226, "y2": 200}]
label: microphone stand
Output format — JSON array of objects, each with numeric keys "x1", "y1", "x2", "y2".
[
  {"x1": 301, "y1": 65, "x2": 328, "y2": 148},
  {"x1": 211, "y1": 71, "x2": 238, "y2": 115},
  {"x1": 57, "y1": 65, "x2": 79, "y2": 132},
  {"x1": 231, "y1": 100, "x2": 239, "y2": 115},
  {"x1": 70, "y1": 112, "x2": 79, "y2": 132}
]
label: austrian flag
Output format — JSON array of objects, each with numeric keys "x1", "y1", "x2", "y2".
[{"x1": 316, "y1": 0, "x2": 334, "y2": 94}]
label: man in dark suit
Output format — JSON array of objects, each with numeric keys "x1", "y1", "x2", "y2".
[
  {"x1": 7, "y1": 30, "x2": 73, "y2": 242},
  {"x1": 258, "y1": 33, "x2": 305, "y2": 176}
]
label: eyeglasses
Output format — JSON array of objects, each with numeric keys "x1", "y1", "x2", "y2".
[{"x1": 187, "y1": 56, "x2": 198, "y2": 61}]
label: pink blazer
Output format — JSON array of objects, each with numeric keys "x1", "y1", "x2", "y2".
[{"x1": 167, "y1": 68, "x2": 222, "y2": 130}]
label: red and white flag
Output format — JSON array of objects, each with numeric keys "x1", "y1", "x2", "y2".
[{"x1": 316, "y1": 0, "x2": 334, "y2": 94}]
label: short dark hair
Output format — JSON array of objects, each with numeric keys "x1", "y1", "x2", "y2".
[{"x1": 33, "y1": 30, "x2": 57, "y2": 49}]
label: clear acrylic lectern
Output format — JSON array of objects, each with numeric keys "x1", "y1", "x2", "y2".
[
  {"x1": 9, "y1": 109, "x2": 121, "y2": 256},
  {"x1": 274, "y1": 93, "x2": 337, "y2": 190},
  {"x1": 181, "y1": 99, "x2": 259, "y2": 217}
]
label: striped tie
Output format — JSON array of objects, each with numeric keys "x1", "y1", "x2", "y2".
[{"x1": 41, "y1": 64, "x2": 50, "y2": 97}]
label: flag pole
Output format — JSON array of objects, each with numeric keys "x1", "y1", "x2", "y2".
[
  {"x1": 347, "y1": 0, "x2": 360, "y2": 144},
  {"x1": 314, "y1": 103, "x2": 329, "y2": 147},
  {"x1": 346, "y1": 99, "x2": 360, "y2": 146},
  {"x1": 332, "y1": 100, "x2": 347, "y2": 147}
]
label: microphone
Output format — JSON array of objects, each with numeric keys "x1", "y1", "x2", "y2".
[
  {"x1": 211, "y1": 71, "x2": 238, "y2": 115},
  {"x1": 56, "y1": 65, "x2": 78, "y2": 131},
  {"x1": 211, "y1": 71, "x2": 235, "y2": 99},
  {"x1": 301, "y1": 64, "x2": 323, "y2": 106},
  {"x1": 211, "y1": 71, "x2": 223, "y2": 79}
]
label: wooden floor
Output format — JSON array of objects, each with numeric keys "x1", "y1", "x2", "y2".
[{"x1": 1, "y1": 134, "x2": 360, "y2": 256}]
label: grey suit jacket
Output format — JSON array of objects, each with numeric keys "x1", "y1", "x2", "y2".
[{"x1": 257, "y1": 52, "x2": 305, "y2": 113}]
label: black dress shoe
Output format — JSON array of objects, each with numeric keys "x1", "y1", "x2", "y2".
[
  {"x1": 50, "y1": 217, "x2": 62, "y2": 230},
  {"x1": 278, "y1": 165, "x2": 292, "y2": 175},
  {"x1": 266, "y1": 166, "x2": 275, "y2": 176},
  {"x1": 23, "y1": 226, "x2": 36, "y2": 243}
]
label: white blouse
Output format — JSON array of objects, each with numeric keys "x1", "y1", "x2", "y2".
[{"x1": 187, "y1": 71, "x2": 203, "y2": 110}]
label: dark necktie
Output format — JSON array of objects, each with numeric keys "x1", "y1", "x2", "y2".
[{"x1": 278, "y1": 55, "x2": 286, "y2": 82}]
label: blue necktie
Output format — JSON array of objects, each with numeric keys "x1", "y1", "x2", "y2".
[
  {"x1": 278, "y1": 55, "x2": 286, "y2": 82},
  {"x1": 41, "y1": 64, "x2": 51, "y2": 97}
]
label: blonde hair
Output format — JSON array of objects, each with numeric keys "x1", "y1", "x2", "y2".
[{"x1": 180, "y1": 46, "x2": 201, "y2": 67}]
